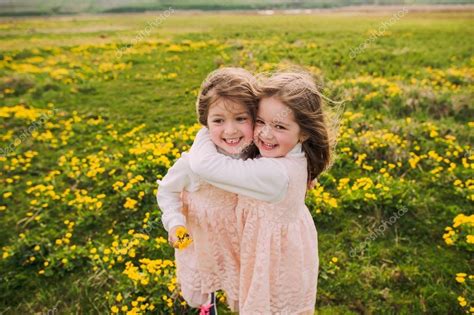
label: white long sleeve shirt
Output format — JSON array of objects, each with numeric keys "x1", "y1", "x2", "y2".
[
  {"x1": 156, "y1": 153, "x2": 196, "y2": 232},
  {"x1": 188, "y1": 127, "x2": 294, "y2": 203},
  {"x1": 157, "y1": 128, "x2": 293, "y2": 232}
]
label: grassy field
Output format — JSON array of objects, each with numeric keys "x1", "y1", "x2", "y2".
[{"x1": 0, "y1": 9, "x2": 473, "y2": 315}]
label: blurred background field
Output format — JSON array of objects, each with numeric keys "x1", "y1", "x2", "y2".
[
  {"x1": 0, "y1": 3, "x2": 473, "y2": 315},
  {"x1": 1, "y1": 0, "x2": 473, "y2": 15}
]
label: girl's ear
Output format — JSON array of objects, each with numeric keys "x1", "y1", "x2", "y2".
[{"x1": 299, "y1": 132, "x2": 309, "y2": 143}]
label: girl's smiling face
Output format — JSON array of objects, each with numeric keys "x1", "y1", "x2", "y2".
[
  {"x1": 207, "y1": 100, "x2": 254, "y2": 155},
  {"x1": 254, "y1": 96, "x2": 305, "y2": 158}
]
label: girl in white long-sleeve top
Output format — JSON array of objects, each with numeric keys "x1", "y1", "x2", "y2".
[
  {"x1": 156, "y1": 67, "x2": 287, "y2": 312},
  {"x1": 188, "y1": 71, "x2": 337, "y2": 314}
]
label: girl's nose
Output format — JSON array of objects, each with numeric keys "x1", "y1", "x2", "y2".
[
  {"x1": 224, "y1": 122, "x2": 238, "y2": 135},
  {"x1": 260, "y1": 125, "x2": 273, "y2": 139}
]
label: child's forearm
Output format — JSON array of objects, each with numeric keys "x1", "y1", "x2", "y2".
[
  {"x1": 157, "y1": 187, "x2": 187, "y2": 232},
  {"x1": 189, "y1": 128, "x2": 289, "y2": 203},
  {"x1": 156, "y1": 157, "x2": 190, "y2": 232}
]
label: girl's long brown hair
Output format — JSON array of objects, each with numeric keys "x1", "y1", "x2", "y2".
[{"x1": 258, "y1": 70, "x2": 340, "y2": 185}]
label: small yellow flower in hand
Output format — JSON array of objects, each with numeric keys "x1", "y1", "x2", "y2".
[{"x1": 169, "y1": 226, "x2": 193, "y2": 249}]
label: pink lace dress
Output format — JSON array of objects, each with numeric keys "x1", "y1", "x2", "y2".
[
  {"x1": 175, "y1": 183, "x2": 240, "y2": 311},
  {"x1": 236, "y1": 156, "x2": 319, "y2": 314}
]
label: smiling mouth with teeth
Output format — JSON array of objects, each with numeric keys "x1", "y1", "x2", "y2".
[
  {"x1": 258, "y1": 138, "x2": 278, "y2": 150},
  {"x1": 223, "y1": 137, "x2": 242, "y2": 146}
]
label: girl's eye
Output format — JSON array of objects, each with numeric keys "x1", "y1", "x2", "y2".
[
  {"x1": 236, "y1": 116, "x2": 248, "y2": 122},
  {"x1": 275, "y1": 125, "x2": 286, "y2": 130},
  {"x1": 213, "y1": 119, "x2": 224, "y2": 124},
  {"x1": 256, "y1": 119, "x2": 264, "y2": 125}
]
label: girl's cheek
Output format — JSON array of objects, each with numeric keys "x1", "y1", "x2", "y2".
[
  {"x1": 208, "y1": 126, "x2": 222, "y2": 143},
  {"x1": 253, "y1": 128, "x2": 259, "y2": 139},
  {"x1": 244, "y1": 122, "x2": 254, "y2": 138},
  {"x1": 254, "y1": 125, "x2": 263, "y2": 136}
]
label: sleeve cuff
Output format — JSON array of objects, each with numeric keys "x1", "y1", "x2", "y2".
[{"x1": 164, "y1": 215, "x2": 186, "y2": 232}]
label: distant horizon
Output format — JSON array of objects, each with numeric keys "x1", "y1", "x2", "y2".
[{"x1": 1, "y1": 0, "x2": 473, "y2": 17}]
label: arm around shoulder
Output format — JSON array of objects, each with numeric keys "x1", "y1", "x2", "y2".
[{"x1": 188, "y1": 129, "x2": 289, "y2": 202}]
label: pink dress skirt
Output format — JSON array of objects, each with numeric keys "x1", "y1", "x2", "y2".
[
  {"x1": 175, "y1": 183, "x2": 240, "y2": 311},
  {"x1": 236, "y1": 156, "x2": 319, "y2": 314}
]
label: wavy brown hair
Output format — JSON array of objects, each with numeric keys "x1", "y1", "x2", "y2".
[
  {"x1": 196, "y1": 67, "x2": 259, "y2": 127},
  {"x1": 258, "y1": 70, "x2": 340, "y2": 184}
]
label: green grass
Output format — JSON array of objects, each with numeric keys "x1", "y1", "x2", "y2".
[{"x1": 0, "y1": 10, "x2": 473, "y2": 315}]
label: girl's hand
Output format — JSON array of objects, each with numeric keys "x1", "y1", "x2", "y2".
[
  {"x1": 168, "y1": 225, "x2": 184, "y2": 248},
  {"x1": 168, "y1": 225, "x2": 193, "y2": 249}
]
